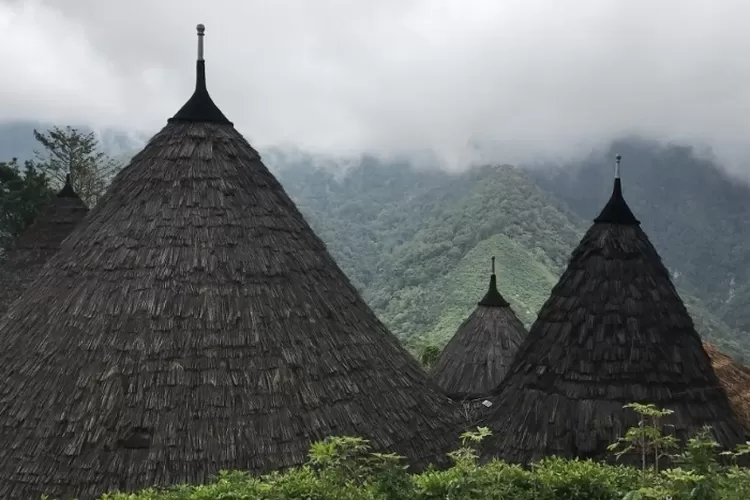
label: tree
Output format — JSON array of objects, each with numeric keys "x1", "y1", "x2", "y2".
[
  {"x1": 0, "y1": 158, "x2": 54, "y2": 252},
  {"x1": 33, "y1": 126, "x2": 121, "y2": 207}
]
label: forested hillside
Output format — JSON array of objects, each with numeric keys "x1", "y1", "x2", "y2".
[
  {"x1": 2, "y1": 122, "x2": 748, "y2": 360},
  {"x1": 268, "y1": 145, "x2": 750, "y2": 361},
  {"x1": 533, "y1": 137, "x2": 750, "y2": 351}
]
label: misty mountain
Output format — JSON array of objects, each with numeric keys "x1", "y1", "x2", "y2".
[
  {"x1": 268, "y1": 150, "x2": 750, "y2": 361},
  {"x1": 2, "y1": 120, "x2": 748, "y2": 359},
  {"x1": 0, "y1": 121, "x2": 143, "y2": 163},
  {"x1": 532, "y1": 137, "x2": 750, "y2": 337}
]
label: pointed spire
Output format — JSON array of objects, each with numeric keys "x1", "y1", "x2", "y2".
[
  {"x1": 593, "y1": 154, "x2": 640, "y2": 225},
  {"x1": 169, "y1": 24, "x2": 233, "y2": 125},
  {"x1": 614, "y1": 153, "x2": 621, "y2": 179},
  {"x1": 56, "y1": 173, "x2": 78, "y2": 198},
  {"x1": 478, "y1": 256, "x2": 509, "y2": 307},
  {"x1": 197, "y1": 23, "x2": 205, "y2": 61}
]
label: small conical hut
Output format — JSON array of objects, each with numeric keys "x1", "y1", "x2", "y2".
[
  {"x1": 703, "y1": 342, "x2": 750, "y2": 432},
  {"x1": 0, "y1": 175, "x2": 88, "y2": 318},
  {"x1": 481, "y1": 155, "x2": 746, "y2": 464},
  {"x1": 430, "y1": 257, "x2": 527, "y2": 400},
  {"x1": 0, "y1": 26, "x2": 460, "y2": 500}
]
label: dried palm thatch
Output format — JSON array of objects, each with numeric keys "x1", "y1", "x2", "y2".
[
  {"x1": 480, "y1": 156, "x2": 747, "y2": 464},
  {"x1": 0, "y1": 26, "x2": 461, "y2": 500},
  {"x1": 703, "y1": 342, "x2": 750, "y2": 432},
  {"x1": 0, "y1": 174, "x2": 88, "y2": 318},
  {"x1": 430, "y1": 257, "x2": 527, "y2": 400}
]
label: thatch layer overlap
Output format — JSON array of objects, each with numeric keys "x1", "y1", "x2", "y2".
[
  {"x1": 0, "y1": 45, "x2": 461, "y2": 499},
  {"x1": 481, "y1": 178, "x2": 746, "y2": 463},
  {"x1": 0, "y1": 178, "x2": 88, "y2": 318},
  {"x1": 430, "y1": 273, "x2": 527, "y2": 399}
]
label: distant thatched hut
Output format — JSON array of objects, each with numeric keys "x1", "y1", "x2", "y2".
[
  {"x1": 0, "y1": 26, "x2": 461, "y2": 500},
  {"x1": 480, "y1": 156, "x2": 746, "y2": 464},
  {"x1": 703, "y1": 342, "x2": 750, "y2": 432},
  {"x1": 430, "y1": 257, "x2": 527, "y2": 400},
  {"x1": 0, "y1": 174, "x2": 88, "y2": 318}
]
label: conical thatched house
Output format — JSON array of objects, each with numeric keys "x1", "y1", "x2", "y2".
[
  {"x1": 0, "y1": 26, "x2": 460, "y2": 500},
  {"x1": 0, "y1": 174, "x2": 88, "y2": 318},
  {"x1": 480, "y1": 156, "x2": 746, "y2": 464},
  {"x1": 430, "y1": 257, "x2": 527, "y2": 399},
  {"x1": 703, "y1": 342, "x2": 750, "y2": 432}
]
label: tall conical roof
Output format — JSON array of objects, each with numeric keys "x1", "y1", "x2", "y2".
[
  {"x1": 430, "y1": 257, "x2": 527, "y2": 399},
  {"x1": 0, "y1": 26, "x2": 460, "y2": 500},
  {"x1": 480, "y1": 156, "x2": 746, "y2": 464},
  {"x1": 0, "y1": 174, "x2": 88, "y2": 318}
]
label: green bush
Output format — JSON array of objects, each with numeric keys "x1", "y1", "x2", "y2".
[{"x1": 71, "y1": 424, "x2": 750, "y2": 500}]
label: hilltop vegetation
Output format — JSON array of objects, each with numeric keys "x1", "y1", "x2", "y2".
[
  {"x1": 533, "y1": 138, "x2": 750, "y2": 356},
  {"x1": 2, "y1": 123, "x2": 748, "y2": 361},
  {"x1": 269, "y1": 158, "x2": 581, "y2": 334},
  {"x1": 77, "y1": 422, "x2": 750, "y2": 500},
  {"x1": 270, "y1": 140, "x2": 750, "y2": 361}
]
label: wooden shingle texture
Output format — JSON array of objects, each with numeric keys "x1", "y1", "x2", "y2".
[
  {"x1": 481, "y1": 168, "x2": 747, "y2": 464},
  {"x1": 0, "y1": 176, "x2": 88, "y2": 318},
  {"x1": 0, "y1": 28, "x2": 461, "y2": 500},
  {"x1": 430, "y1": 261, "x2": 527, "y2": 400}
]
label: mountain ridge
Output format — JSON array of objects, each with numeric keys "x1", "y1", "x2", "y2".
[
  {"x1": 268, "y1": 143, "x2": 750, "y2": 361},
  {"x1": 2, "y1": 122, "x2": 748, "y2": 360}
]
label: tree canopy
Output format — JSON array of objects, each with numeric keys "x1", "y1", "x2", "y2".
[
  {"x1": 32, "y1": 125, "x2": 121, "y2": 207},
  {"x1": 0, "y1": 158, "x2": 53, "y2": 252}
]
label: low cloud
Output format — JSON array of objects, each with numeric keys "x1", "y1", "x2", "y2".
[{"x1": 2, "y1": 0, "x2": 750, "y2": 170}]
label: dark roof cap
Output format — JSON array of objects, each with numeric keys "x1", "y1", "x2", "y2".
[
  {"x1": 478, "y1": 257, "x2": 509, "y2": 307},
  {"x1": 593, "y1": 154, "x2": 640, "y2": 225},
  {"x1": 169, "y1": 24, "x2": 233, "y2": 126},
  {"x1": 56, "y1": 174, "x2": 78, "y2": 198}
]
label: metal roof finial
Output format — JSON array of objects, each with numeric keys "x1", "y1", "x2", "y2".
[
  {"x1": 197, "y1": 24, "x2": 205, "y2": 61},
  {"x1": 169, "y1": 23, "x2": 233, "y2": 125},
  {"x1": 615, "y1": 154, "x2": 622, "y2": 179}
]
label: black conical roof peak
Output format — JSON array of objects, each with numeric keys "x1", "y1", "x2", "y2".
[
  {"x1": 594, "y1": 155, "x2": 640, "y2": 225},
  {"x1": 169, "y1": 24, "x2": 233, "y2": 126},
  {"x1": 478, "y1": 257, "x2": 509, "y2": 307},
  {"x1": 56, "y1": 174, "x2": 78, "y2": 198}
]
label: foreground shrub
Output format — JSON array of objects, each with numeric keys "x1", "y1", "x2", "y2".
[{"x1": 54, "y1": 424, "x2": 750, "y2": 500}]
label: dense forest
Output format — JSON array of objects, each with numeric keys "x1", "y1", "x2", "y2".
[
  {"x1": 267, "y1": 139, "x2": 750, "y2": 361},
  {"x1": 2, "y1": 123, "x2": 749, "y2": 361}
]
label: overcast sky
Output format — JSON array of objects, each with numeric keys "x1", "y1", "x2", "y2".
[{"x1": 2, "y1": 0, "x2": 750, "y2": 169}]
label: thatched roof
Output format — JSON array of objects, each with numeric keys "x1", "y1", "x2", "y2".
[
  {"x1": 0, "y1": 174, "x2": 88, "y2": 318},
  {"x1": 0, "y1": 27, "x2": 461, "y2": 500},
  {"x1": 703, "y1": 342, "x2": 750, "y2": 432},
  {"x1": 480, "y1": 157, "x2": 747, "y2": 464},
  {"x1": 430, "y1": 257, "x2": 527, "y2": 399}
]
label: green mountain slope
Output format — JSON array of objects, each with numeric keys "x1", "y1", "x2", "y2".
[
  {"x1": 360, "y1": 164, "x2": 583, "y2": 342},
  {"x1": 532, "y1": 137, "x2": 750, "y2": 340},
  {"x1": 272, "y1": 156, "x2": 750, "y2": 361},
  {"x1": 22, "y1": 131, "x2": 748, "y2": 361},
  {"x1": 409, "y1": 233, "x2": 746, "y2": 359},
  {"x1": 421, "y1": 234, "x2": 558, "y2": 343}
]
